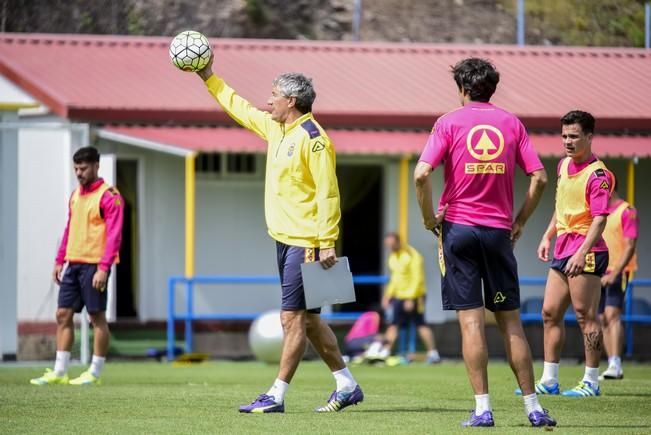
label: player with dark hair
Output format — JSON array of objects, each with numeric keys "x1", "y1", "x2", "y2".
[
  {"x1": 31, "y1": 146, "x2": 124, "y2": 386},
  {"x1": 415, "y1": 58, "x2": 555, "y2": 427},
  {"x1": 196, "y1": 57, "x2": 362, "y2": 413},
  {"x1": 599, "y1": 174, "x2": 638, "y2": 380},
  {"x1": 533, "y1": 110, "x2": 613, "y2": 397}
]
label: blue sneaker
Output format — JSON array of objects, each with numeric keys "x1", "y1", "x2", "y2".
[
  {"x1": 315, "y1": 385, "x2": 364, "y2": 412},
  {"x1": 515, "y1": 381, "x2": 560, "y2": 396},
  {"x1": 238, "y1": 394, "x2": 284, "y2": 413},
  {"x1": 528, "y1": 409, "x2": 557, "y2": 427},
  {"x1": 461, "y1": 410, "x2": 495, "y2": 427},
  {"x1": 561, "y1": 380, "x2": 600, "y2": 397}
]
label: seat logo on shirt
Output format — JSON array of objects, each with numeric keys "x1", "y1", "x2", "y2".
[{"x1": 465, "y1": 125, "x2": 505, "y2": 174}]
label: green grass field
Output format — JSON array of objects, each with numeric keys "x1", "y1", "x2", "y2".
[{"x1": 1, "y1": 361, "x2": 650, "y2": 434}]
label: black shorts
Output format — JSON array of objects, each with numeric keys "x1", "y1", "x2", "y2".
[
  {"x1": 387, "y1": 298, "x2": 426, "y2": 326},
  {"x1": 440, "y1": 221, "x2": 520, "y2": 312},
  {"x1": 58, "y1": 263, "x2": 108, "y2": 314},
  {"x1": 550, "y1": 251, "x2": 608, "y2": 277},
  {"x1": 599, "y1": 272, "x2": 630, "y2": 313},
  {"x1": 276, "y1": 242, "x2": 321, "y2": 313}
]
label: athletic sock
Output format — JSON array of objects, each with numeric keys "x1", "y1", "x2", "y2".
[
  {"x1": 266, "y1": 378, "x2": 289, "y2": 404},
  {"x1": 427, "y1": 349, "x2": 440, "y2": 360},
  {"x1": 474, "y1": 394, "x2": 491, "y2": 415},
  {"x1": 523, "y1": 393, "x2": 543, "y2": 415},
  {"x1": 89, "y1": 355, "x2": 106, "y2": 378},
  {"x1": 53, "y1": 351, "x2": 71, "y2": 377},
  {"x1": 540, "y1": 361, "x2": 559, "y2": 387},
  {"x1": 608, "y1": 355, "x2": 622, "y2": 370},
  {"x1": 583, "y1": 366, "x2": 599, "y2": 388},
  {"x1": 333, "y1": 367, "x2": 357, "y2": 393}
]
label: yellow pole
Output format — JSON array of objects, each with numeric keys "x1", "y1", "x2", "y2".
[
  {"x1": 398, "y1": 156, "x2": 409, "y2": 243},
  {"x1": 626, "y1": 158, "x2": 635, "y2": 206},
  {"x1": 185, "y1": 153, "x2": 197, "y2": 278}
]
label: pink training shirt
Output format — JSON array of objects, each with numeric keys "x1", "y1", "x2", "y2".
[
  {"x1": 55, "y1": 178, "x2": 124, "y2": 272},
  {"x1": 419, "y1": 102, "x2": 544, "y2": 230},
  {"x1": 553, "y1": 156, "x2": 611, "y2": 259}
]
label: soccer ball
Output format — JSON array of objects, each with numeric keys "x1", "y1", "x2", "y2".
[
  {"x1": 169, "y1": 30, "x2": 212, "y2": 72},
  {"x1": 248, "y1": 310, "x2": 284, "y2": 364}
]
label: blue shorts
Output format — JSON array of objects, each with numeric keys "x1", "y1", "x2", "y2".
[
  {"x1": 550, "y1": 251, "x2": 608, "y2": 277},
  {"x1": 387, "y1": 298, "x2": 426, "y2": 326},
  {"x1": 276, "y1": 242, "x2": 321, "y2": 313},
  {"x1": 599, "y1": 272, "x2": 629, "y2": 313},
  {"x1": 440, "y1": 221, "x2": 520, "y2": 312},
  {"x1": 58, "y1": 263, "x2": 108, "y2": 314}
]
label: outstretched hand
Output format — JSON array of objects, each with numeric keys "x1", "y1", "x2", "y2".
[{"x1": 196, "y1": 54, "x2": 214, "y2": 81}]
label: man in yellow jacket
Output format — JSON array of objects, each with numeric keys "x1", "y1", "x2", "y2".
[
  {"x1": 197, "y1": 57, "x2": 362, "y2": 413},
  {"x1": 381, "y1": 232, "x2": 440, "y2": 363}
]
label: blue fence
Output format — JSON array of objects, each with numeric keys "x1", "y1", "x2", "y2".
[{"x1": 167, "y1": 275, "x2": 651, "y2": 361}]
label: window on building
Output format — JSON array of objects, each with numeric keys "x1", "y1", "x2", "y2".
[{"x1": 195, "y1": 153, "x2": 260, "y2": 179}]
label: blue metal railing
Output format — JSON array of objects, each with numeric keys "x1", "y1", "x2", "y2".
[{"x1": 166, "y1": 275, "x2": 651, "y2": 361}]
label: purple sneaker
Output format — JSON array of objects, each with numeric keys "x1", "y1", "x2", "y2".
[
  {"x1": 528, "y1": 409, "x2": 557, "y2": 427},
  {"x1": 238, "y1": 394, "x2": 284, "y2": 413},
  {"x1": 461, "y1": 410, "x2": 495, "y2": 427},
  {"x1": 315, "y1": 385, "x2": 364, "y2": 412}
]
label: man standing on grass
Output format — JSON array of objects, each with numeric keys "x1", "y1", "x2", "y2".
[
  {"x1": 599, "y1": 179, "x2": 638, "y2": 381},
  {"x1": 533, "y1": 110, "x2": 612, "y2": 397},
  {"x1": 31, "y1": 146, "x2": 124, "y2": 386},
  {"x1": 415, "y1": 58, "x2": 555, "y2": 427},
  {"x1": 196, "y1": 56, "x2": 362, "y2": 413}
]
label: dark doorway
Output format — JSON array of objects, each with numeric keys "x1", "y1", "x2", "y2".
[
  {"x1": 115, "y1": 159, "x2": 138, "y2": 318},
  {"x1": 336, "y1": 164, "x2": 383, "y2": 312}
]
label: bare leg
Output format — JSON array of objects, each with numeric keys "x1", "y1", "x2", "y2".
[
  {"x1": 417, "y1": 325, "x2": 436, "y2": 352},
  {"x1": 541, "y1": 269, "x2": 571, "y2": 363},
  {"x1": 56, "y1": 308, "x2": 75, "y2": 351},
  {"x1": 89, "y1": 311, "x2": 110, "y2": 357},
  {"x1": 602, "y1": 306, "x2": 623, "y2": 359},
  {"x1": 277, "y1": 310, "x2": 307, "y2": 383},
  {"x1": 568, "y1": 274, "x2": 602, "y2": 368},
  {"x1": 305, "y1": 313, "x2": 345, "y2": 372},
  {"x1": 458, "y1": 307, "x2": 488, "y2": 395},
  {"x1": 495, "y1": 309, "x2": 535, "y2": 396},
  {"x1": 384, "y1": 325, "x2": 399, "y2": 352}
]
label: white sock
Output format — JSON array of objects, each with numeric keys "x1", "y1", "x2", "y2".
[
  {"x1": 427, "y1": 349, "x2": 440, "y2": 360},
  {"x1": 266, "y1": 378, "x2": 289, "y2": 403},
  {"x1": 89, "y1": 355, "x2": 106, "y2": 378},
  {"x1": 540, "y1": 361, "x2": 559, "y2": 386},
  {"x1": 333, "y1": 367, "x2": 357, "y2": 393},
  {"x1": 583, "y1": 366, "x2": 599, "y2": 387},
  {"x1": 53, "y1": 351, "x2": 71, "y2": 377},
  {"x1": 608, "y1": 356, "x2": 622, "y2": 370},
  {"x1": 474, "y1": 394, "x2": 491, "y2": 414},
  {"x1": 523, "y1": 393, "x2": 543, "y2": 415}
]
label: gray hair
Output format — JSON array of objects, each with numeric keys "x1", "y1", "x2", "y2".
[{"x1": 272, "y1": 72, "x2": 316, "y2": 114}]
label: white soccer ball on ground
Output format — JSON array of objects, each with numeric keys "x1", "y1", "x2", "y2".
[
  {"x1": 169, "y1": 30, "x2": 212, "y2": 72},
  {"x1": 249, "y1": 310, "x2": 284, "y2": 364}
]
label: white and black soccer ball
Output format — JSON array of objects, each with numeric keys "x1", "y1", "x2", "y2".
[{"x1": 169, "y1": 30, "x2": 212, "y2": 72}]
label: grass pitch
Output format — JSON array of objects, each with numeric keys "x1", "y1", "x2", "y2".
[{"x1": 1, "y1": 360, "x2": 650, "y2": 434}]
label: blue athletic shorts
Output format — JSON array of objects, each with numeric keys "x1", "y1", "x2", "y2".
[
  {"x1": 599, "y1": 272, "x2": 629, "y2": 313},
  {"x1": 440, "y1": 221, "x2": 520, "y2": 312},
  {"x1": 276, "y1": 242, "x2": 321, "y2": 313},
  {"x1": 58, "y1": 263, "x2": 108, "y2": 314},
  {"x1": 550, "y1": 251, "x2": 608, "y2": 277},
  {"x1": 387, "y1": 298, "x2": 426, "y2": 326}
]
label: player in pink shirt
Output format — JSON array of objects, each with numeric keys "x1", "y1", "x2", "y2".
[
  {"x1": 535, "y1": 110, "x2": 612, "y2": 398},
  {"x1": 415, "y1": 58, "x2": 554, "y2": 428}
]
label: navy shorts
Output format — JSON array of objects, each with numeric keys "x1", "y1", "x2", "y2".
[
  {"x1": 387, "y1": 298, "x2": 426, "y2": 326},
  {"x1": 58, "y1": 263, "x2": 108, "y2": 314},
  {"x1": 599, "y1": 272, "x2": 629, "y2": 313},
  {"x1": 276, "y1": 242, "x2": 321, "y2": 313},
  {"x1": 440, "y1": 221, "x2": 520, "y2": 312},
  {"x1": 550, "y1": 251, "x2": 608, "y2": 277}
]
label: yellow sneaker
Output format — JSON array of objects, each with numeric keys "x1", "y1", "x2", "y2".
[
  {"x1": 69, "y1": 370, "x2": 101, "y2": 386},
  {"x1": 30, "y1": 368, "x2": 69, "y2": 385}
]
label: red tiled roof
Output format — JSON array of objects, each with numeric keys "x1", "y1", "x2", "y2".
[
  {"x1": 1, "y1": 33, "x2": 651, "y2": 131},
  {"x1": 101, "y1": 125, "x2": 651, "y2": 158}
]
